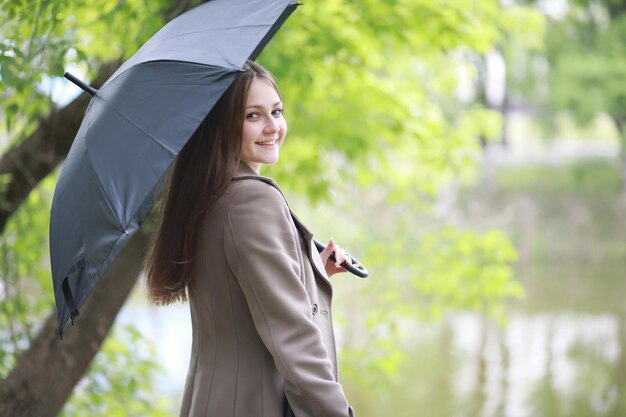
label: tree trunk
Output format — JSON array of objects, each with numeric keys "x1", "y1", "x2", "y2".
[
  {"x1": 0, "y1": 231, "x2": 149, "y2": 417},
  {"x1": 611, "y1": 116, "x2": 626, "y2": 194},
  {"x1": 0, "y1": 60, "x2": 121, "y2": 234},
  {"x1": 500, "y1": 90, "x2": 510, "y2": 148}
]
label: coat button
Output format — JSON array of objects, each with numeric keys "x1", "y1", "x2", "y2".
[{"x1": 312, "y1": 303, "x2": 318, "y2": 316}]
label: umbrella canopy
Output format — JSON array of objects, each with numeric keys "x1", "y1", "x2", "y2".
[{"x1": 50, "y1": 0, "x2": 299, "y2": 338}]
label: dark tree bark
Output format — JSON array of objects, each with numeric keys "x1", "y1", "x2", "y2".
[
  {"x1": 0, "y1": 232, "x2": 149, "y2": 417},
  {"x1": 0, "y1": 60, "x2": 121, "y2": 234},
  {"x1": 611, "y1": 116, "x2": 626, "y2": 194},
  {"x1": 500, "y1": 92, "x2": 510, "y2": 148},
  {"x1": 606, "y1": 1, "x2": 626, "y2": 19}
]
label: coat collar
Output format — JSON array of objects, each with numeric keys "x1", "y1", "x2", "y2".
[{"x1": 234, "y1": 162, "x2": 260, "y2": 178}]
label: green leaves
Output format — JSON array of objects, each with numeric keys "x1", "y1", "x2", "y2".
[
  {"x1": 0, "y1": 0, "x2": 169, "y2": 139},
  {"x1": 0, "y1": 174, "x2": 55, "y2": 377},
  {"x1": 60, "y1": 324, "x2": 172, "y2": 417},
  {"x1": 413, "y1": 227, "x2": 522, "y2": 321},
  {"x1": 260, "y1": 0, "x2": 544, "y2": 205},
  {"x1": 546, "y1": 2, "x2": 626, "y2": 135}
]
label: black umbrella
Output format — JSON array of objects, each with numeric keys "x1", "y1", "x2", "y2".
[{"x1": 50, "y1": 0, "x2": 300, "y2": 338}]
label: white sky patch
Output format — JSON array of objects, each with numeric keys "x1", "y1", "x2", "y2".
[
  {"x1": 537, "y1": 0, "x2": 569, "y2": 20},
  {"x1": 456, "y1": 64, "x2": 477, "y2": 104},
  {"x1": 37, "y1": 64, "x2": 87, "y2": 106},
  {"x1": 486, "y1": 50, "x2": 506, "y2": 107}
]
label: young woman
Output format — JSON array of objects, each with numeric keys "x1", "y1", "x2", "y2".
[{"x1": 145, "y1": 61, "x2": 356, "y2": 417}]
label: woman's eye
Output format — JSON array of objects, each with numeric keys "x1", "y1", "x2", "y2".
[
  {"x1": 272, "y1": 108, "x2": 284, "y2": 117},
  {"x1": 246, "y1": 112, "x2": 260, "y2": 120}
]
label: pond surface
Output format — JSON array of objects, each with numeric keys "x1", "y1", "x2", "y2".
[{"x1": 340, "y1": 261, "x2": 626, "y2": 417}]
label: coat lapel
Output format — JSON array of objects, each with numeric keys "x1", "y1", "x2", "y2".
[
  {"x1": 287, "y1": 209, "x2": 333, "y2": 288},
  {"x1": 231, "y1": 170, "x2": 333, "y2": 289}
]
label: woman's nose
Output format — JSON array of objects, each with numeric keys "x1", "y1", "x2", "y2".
[{"x1": 263, "y1": 117, "x2": 280, "y2": 133}]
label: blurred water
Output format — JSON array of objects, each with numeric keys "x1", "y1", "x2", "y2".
[
  {"x1": 119, "y1": 284, "x2": 626, "y2": 417},
  {"x1": 340, "y1": 258, "x2": 626, "y2": 417}
]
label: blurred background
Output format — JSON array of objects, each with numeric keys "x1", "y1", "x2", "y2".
[{"x1": 1, "y1": 0, "x2": 625, "y2": 416}]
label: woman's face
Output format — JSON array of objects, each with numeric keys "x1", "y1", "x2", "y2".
[{"x1": 241, "y1": 77, "x2": 287, "y2": 173}]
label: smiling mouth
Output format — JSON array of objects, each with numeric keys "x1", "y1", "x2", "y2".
[{"x1": 255, "y1": 140, "x2": 278, "y2": 146}]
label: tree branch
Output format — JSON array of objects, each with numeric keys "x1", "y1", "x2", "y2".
[{"x1": 0, "y1": 60, "x2": 121, "y2": 234}]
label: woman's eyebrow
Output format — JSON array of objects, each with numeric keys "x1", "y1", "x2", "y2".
[{"x1": 246, "y1": 101, "x2": 282, "y2": 109}]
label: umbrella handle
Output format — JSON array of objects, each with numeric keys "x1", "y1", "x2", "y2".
[{"x1": 313, "y1": 238, "x2": 369, "y2": 278}]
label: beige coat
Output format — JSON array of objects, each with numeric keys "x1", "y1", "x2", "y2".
[{"x1": 179, "y1": 164, "x2": 354, "y2": 417}]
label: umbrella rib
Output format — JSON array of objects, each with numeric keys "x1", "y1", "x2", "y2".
[
  {"x1": 160, "y1": 24, "x2": 270, "y2": 41},
  {"x1": 97, "y1": 96, "x2": 177, "y2": 158}
]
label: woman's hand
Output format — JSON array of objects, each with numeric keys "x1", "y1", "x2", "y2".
[{"x1": 319, "y1": 238, "x2": 356, "y2": 278}]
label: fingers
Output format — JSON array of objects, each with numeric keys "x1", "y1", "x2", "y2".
[
  {"x1": 320, "y1": 238, "x2": 336, "y2": 263},
  {"x1": 321, "y1": 238, "x2": 356, "y2": 277},
  {"x1": 332, "y1": 244, "x2": 352, "y2": 268}
]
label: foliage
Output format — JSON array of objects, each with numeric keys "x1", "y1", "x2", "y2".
[
  {"x1": 0, "y1": 0, "x2": 168, "y2": 138},
  {"x1": 526, "y1": 0, "x2": 626, "y2": 174},
  {"x1": 0, "y1": 175, "x2": 54, "y2": 377},
  {"x1": 499, "y1": 2, "x2": 547, "y2": 97},
  {"x1": 262, "y1": 0, "x2": 545, "y2": 201},
  {"x1": 413, "y1": 227, "x2": 521, "y2": 319},
  {"x1": 547, "y1": 3, "x2": 626, "y2": 130},
  {"x1": 60, "y1": 324, "x2": 172, "y2": 417}
]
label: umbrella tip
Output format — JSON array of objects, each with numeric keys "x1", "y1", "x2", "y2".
[{"x1": 64, "y1": 72, "x2": 98, "y2": 97}]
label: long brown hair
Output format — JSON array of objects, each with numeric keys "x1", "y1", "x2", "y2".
[{"x1": 145, "y1": 61, "x2": 280, "y2": 305}]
